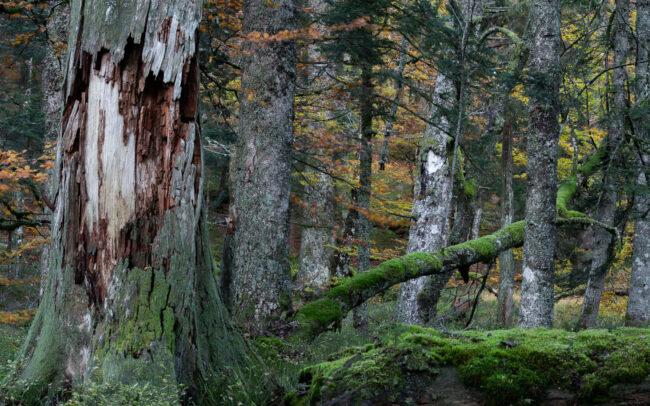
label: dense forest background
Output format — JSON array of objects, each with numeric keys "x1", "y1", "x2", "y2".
[{"x1": 0, "y1": 0, "x2": 648, "y2": 404}]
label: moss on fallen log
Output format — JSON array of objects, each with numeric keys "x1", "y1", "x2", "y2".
[
  {"x1": 294, "y1": 222, "x2": 525, "y2": 338},
  {"x1": 288, "y1": 327, "x2": 650, "y2": 406}
]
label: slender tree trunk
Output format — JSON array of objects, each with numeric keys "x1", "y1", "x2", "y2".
[
  {"x1": 331, "y1": 191, "x2": 358, "y2": 278},
  {"x1": 626, "y1": 0, "x2": 650, "y2": 327},
  {"x1": 353, "y1": 64, "x2": 373, "y2": 331},
  {"x1": 379, "y1": 37, "x2": 408, "y2": 171},
  {"x1": 228, "y1": 0, "x2": 298, "y2": 333},
  {"x1": 518, "y1": 0, "x2": 562, "y2": 328},
  {"x1": 39, "y1": 0, "x2": 69, "y2": 296},
  {"x1": 20, "y1": 0, "x2": 247, "y2": 398},
  {"x1": 578, "y1": 0, "x2": 629, "y2": 329},
  {"x1": 497, "y1": 122, "x2": 515, "y2": 328},
  {"x1": 416, "y1": 160, "x2": 476, "y2": 325},
  {"x1": 395, "y1": 71, "x2": 455, "y2": 325},
  {"x1": 626, "y1": 170, "x2": 649, "y2": 327}
]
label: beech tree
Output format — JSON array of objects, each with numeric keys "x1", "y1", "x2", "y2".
[{"x1": 19, "y1": 0, "x2": 247, "y2": 399}]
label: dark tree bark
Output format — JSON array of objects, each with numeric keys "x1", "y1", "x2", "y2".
[
  {"x1": 578, "y1": 0, "x2": 629, "y2": 329},
  {"x1": 352, "y1": 63, "x2": 374, "y2": 331},
  {"x1": 518, "y1": 0, "x2": 562, "y2": 328},
  {"x1": 228, "y1": 0, "x2": 298, "y2": 333},
  {"x1": 20, "y1": 0, "x2": 247, "y2": 398},
  {"x1": 378, "y1": 37, "x2": 408, "y2": 171}
]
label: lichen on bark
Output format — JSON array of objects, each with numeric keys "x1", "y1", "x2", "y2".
[{"x1": 227, "y1": 0, "x2": 298, "y2": 333}]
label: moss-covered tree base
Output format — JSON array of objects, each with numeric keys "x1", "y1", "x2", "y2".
[{"x1": 288, "y1": 327, "x2": 650, "y2": 405}]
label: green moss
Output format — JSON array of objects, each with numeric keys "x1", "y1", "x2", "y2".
[
  {"x1": 463, "y1": 178, "x2": 477, "y2": 198},
  {"x1": 104, "y1": 266, "x2": 174, "y2": 357},
  {"x1": 556, "y1": 174, "x2": 578, "y2": 216},
  {"x1": 295, "y1": 298, "x2": 343, "y2": 336},
  {"x1": 293, "y1": 328, "x2": 650, "y2": 405}
]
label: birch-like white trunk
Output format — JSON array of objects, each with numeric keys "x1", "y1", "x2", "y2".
[{"x1": 396, "y1": 72, "x2": 454, "y2": 325}]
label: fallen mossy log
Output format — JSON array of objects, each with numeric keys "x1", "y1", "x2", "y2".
[
  {"x1": 287, "y1": 327, "x2": 650, "y2": 406},
  {"x1": 294, "y1": 221, "x2": 524, "y2": 338},
  {"x1": 294, "y1": 215, "x2": 619, "y2": 339},
  {"x1": 294, "y1": 141, "x2": 619, "y2": 339}
]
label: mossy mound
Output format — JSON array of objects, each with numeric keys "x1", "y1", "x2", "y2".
[{"x1": 289, "y1": 327, "x2": 650, "y2": 405}]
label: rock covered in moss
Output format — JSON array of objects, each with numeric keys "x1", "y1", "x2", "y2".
[{"x1": 288, "y1": 327, "x2": 650, "y2": 405}]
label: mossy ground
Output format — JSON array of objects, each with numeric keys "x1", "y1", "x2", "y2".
[{"x1": 290, "y1": 326, "x2": 650, "y2": 405}]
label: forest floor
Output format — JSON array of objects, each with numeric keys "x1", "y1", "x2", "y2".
[{"x1": 0, "y1": 226, "x2": 646, "y2": 405}]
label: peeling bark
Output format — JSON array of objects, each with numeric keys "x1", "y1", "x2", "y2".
[
  {"x1": 518, "y1": 0, "x2": 562, "y2": 328},
  {"x1": 228, "y1": 0, "x2": 298, "y2": 333},
  {"x1": 20, "y1": 0, "x2": 248, "y2": 398}
]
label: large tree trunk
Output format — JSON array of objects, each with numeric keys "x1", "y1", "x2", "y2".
[
  {"x1": 20, "y1": 0, "x2": 247, "y2": 398},
  {"x1": 228, "y1": 0, "x2": 298, "y2": 333},
  {"x1": 518, "y1": 0, "x2": 562, "y2": 328},
  {"x1": 395, "y1": 71, "x2": 455, "y2": 325},
  {"x1": 626, "y1": 0, "x2": 650, "y2": 327},
  {"x1": 578, "y1": 0, "x2": 629, "y2": 329}
]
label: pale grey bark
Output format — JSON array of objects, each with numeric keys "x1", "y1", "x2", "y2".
[
  {"x1": 418, "y1": 172, "x2": 477, "y2": 326},
  {"x1": 295, "y1": 171, "x2": 336, "y2": 294},
  {"x1": 39, "y1": 0, "x2": 69, "y2": 296},
  {"x1": 397, "y1": 0, "x2": 484, "y2": 325},
  {"x1": 396, "y1": 71, "x2": 455, "y2": 325},
  {"x1": 626, "y1": 171, "x2": 650, "y2": 326},
  {"x1": 518, "y1": 0, "x2": 562, "y2": 328},
  {"x1": 21, "y1": 0, "x2": 248, "y2": 398},
  {"x1": 42, "y1": 0, "x2": 69, "y2": 144},
  {"x1": 229, "y1": 0, "x2": 298, "y2": 332},
  {"x1": 578, "y1": 0, "x2": 629, "y2": 329},
  {"x1": 497, "y1": 125, "x2": 515, "y2": 328},
  {"x1": 626, "y1": 0, "x2": 650, "y2": 327}
]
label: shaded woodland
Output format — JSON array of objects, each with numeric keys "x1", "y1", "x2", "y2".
[{"x1": 0, "y1": 0, "x2": 648, "y2": 404}]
